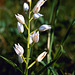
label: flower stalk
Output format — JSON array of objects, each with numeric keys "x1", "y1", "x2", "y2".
[{"x1": 25, "y1": 1, "x2": 32, "y2": 75}]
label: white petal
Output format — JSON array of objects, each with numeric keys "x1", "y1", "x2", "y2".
[
  {"x1": 33, "y1": 5, "x2": 40, "y2": 13},
  {"x1": 23, "y1": 3, "x2": 29, "y2": 11},
  {"x1": 32, "y1": 31, "x2": 39, "y2": 43},
  {"x1": 18, "y1": 43, "x2": 24, "y2": 55},
  {"x1": 36, "y1": 51, "x2": 47, "y2": 62},
  {"x1": 17, "y1": 22, "x2": 24, "y2": 33},
  {"x1": 37, "y1": 0, "x2": 47, "y2": 7},
  {"x1": 29, "y1": 36, "x2": 33, "y2": 44},
  {"x1": 15, "y1": 14, "x2": 25, "y2": 24},
  {"x1": 13, "y1": 43, "x2": 24, "y2": 56},
  {"x1": 27, "y1": 0, "x2": 31, "y2": 2},
  {"x1": 39, "y1": 25, "x2": 51, "y2": 31},
  {"x1": 33, "y1": 13, "x2": 43, "y2": 19},
  {"x1": 18, "y1": 56, "x2": 24, "y2": 63}
]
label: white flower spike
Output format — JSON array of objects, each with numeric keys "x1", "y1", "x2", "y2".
[
  {"x1": 32, "y1": 31, "x2": 39, "y2": 43},
  {"x1": 23, "y1": 3, "x2": 29, "y2": 11},
  {"x1": 39, "y1": 25, "x2": 51, "y2": 31},
  {"x1": 17, "y1": 22, "x2": 24, "y2": 33},
  {"x1": 33, "y1": 13, "x2": 43, "y2": 19},
  {"x1": 13, "y1": 43, "x2": 24, "y2": 56},
  {"x1": 15, "y1": 14, "x2": 25, "y2": 24},
  {"x1": 36, "y1": 51, "x2": 47, "y2": 62}
]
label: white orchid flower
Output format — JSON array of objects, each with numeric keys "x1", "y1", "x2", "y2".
[
  {"x1": 17, "y1": 22, "x2": 24, "y2": 33},
  {"x1": 15, "y1": 14, "x2": 25, "y2": 24},
  {"x1": 23, "y1": 3, "x2": 29, "y2": 11},
  {"x1": 33, "y1": 13, "x2": 43, "y2": 19},
  {"x1": 36, "y1": 51, "x2": 47, "y2": 62},
  {"x1": 32, "y1": 31, "x2": 39, "y2": 43},
  {"x1": 39, "y1": 25, "x2": 51, "y2": 31},
  {"x1": 13, "y1": 43, "x2": 24, "y2": 56},
  {"x1": 33, "y1": 4, "x2": 40, "y2": 14},
  {"x1": 13, "y1": 43, "x2": 24, "y2": 63},
  {"x1": 33, "y1": 0, "x2": 47, "y2": 13},
  {"x1": 37, "y1": 0, "x2": 47, "y2": 7}
]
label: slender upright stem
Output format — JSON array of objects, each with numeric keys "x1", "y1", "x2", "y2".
[
  {"x1": 48, "y1": 0, "x2": 56, "y2": 75},
  {"x1": 25, "y1": 1, "x2": 32, "y2": 75}
]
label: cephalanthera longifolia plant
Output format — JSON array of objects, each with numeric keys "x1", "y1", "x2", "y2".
[
  {"x1": 0, "y1": 0, "x2": 75, "y2": 75},
  {"x1": 15, "y1": 0, "x2": 51, "y2": 74}
]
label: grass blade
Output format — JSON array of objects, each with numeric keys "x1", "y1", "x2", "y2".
[{"x1": 0, "y1": 55, "x2": 23, "y2": 73}]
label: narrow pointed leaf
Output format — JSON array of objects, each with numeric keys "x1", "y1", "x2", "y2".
[
  {"x1": 0, "y1": 55, "x2": 23, "y2": 73},
  {"x1": 40, "y1": 61, "x2": 58, "y2": 75}
]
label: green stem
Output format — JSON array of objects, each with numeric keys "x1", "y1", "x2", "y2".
[
  {"x1": 24, "y1": 23, "x2": 29, "y2": 30},
  {"x1": 30, "y1": 29, "x2": 39, "y2": 34},
  {"x1": 30, "y1": 43, "x2": 35, "y2": 49},
  {"x1": 48, "y1": 0, "x2": 56, "y2": 75},
  {"x1": 25, "y1": 1, "x2": 32, "y2": 75},
  {"x1": 28, "y1": 61, "x2": 36, "y2": 69},
  {"x1": 22, "y1": 55, "x2": 27, "y2": 64}
]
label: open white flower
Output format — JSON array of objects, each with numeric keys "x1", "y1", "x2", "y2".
[
  {"x1": 15, "y1": 14, "x2": 25, "y2": 24},
  {"x1": 23, "y1": 3, "x2": 29, "y2": 11},
  {"x1": 36, "y1": 51, "x2": 47, "y2": 62},
  {"x1": 17, "y1": 22, "x2": 24, "y2": 33},
  {"x1": 39, "y1": 25, "x2": 51, "y2": 31},
  {"x1": 33, "y1": 13, "x2": 43, "y2": 19},
  {"x1": 13, "y1": 43, "x2": 24, "y2": 56},
  {"x1": 33, "y1": 0, "x2": 47, "y2": 13},
  {"x1": 32, "y1": 31, "x2": 39, "y2": 43},
  {"x1": 13, "y1": 43, "x2": 24, "y2": 63}
]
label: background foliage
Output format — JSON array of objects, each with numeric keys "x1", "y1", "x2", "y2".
[{"x1": 0, "y1": 0, "x2": 75, "y2": 75}]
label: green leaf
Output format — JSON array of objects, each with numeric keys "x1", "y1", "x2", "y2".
[
  {"x1": 0, "y1": 55, "x2": 23, "y2": 73},
  {"x1": 61, "y1": 19, "x2": 75, "y2": 45},
  {"x1": 50, "y1": 67, "x2": 58, "y2": 75},
  {"x1": 40, "y1": 61, "x2": 58, "y2": 75},
  {"x1": 72, "y1": 71, "x2": 74, "y2": 75}
]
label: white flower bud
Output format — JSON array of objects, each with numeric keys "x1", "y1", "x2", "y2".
[
  {"x1": 17, "y1": 22, "x2": 24, "y2": 33},
  {"x1": 13, "y1": 43, "x2": 24, "y2": 56},
  {"x1": 32, "y1": 31, "x2": 39, "y2": 43},
  {"x1": 23, "y1": 3, "x2": 29, "y2": 11},
  {"x1": 39, "y1": 25, "x2": 51, "y2": 31},
  {"x1": 36, "y1": 51, "x2": 47, "y2": 62},
  {"x1": 33, "y1": 13, "x2": 43, "y2": 19},
  {"x1": 15, "y1": 14, "x2": 25, "y2": 24},
  {"x1": 18, "y1": 56, "x2": 24, "y2": 63},
  {"x1": 27, "y1": 0, "x2": 31, "y2": 3}
]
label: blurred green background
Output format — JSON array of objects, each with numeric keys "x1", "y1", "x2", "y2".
[{"x1": 0, "y1": 0, "x2": 75, "y2": 75}]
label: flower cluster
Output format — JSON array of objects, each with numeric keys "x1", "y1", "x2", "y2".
[{"x1": 14, "y1": 0, "x2": 51, "y2": 64}]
